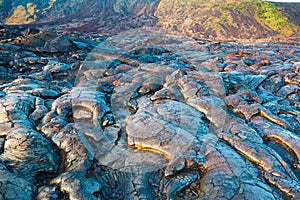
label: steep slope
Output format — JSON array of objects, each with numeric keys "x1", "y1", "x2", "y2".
[
  {"x1": 154, "y1": 0, "x2": 299, "y2": 40},
  {"x1": 0, "y1": 0, "x2": 161, "y2": 34},
  {"x1": 38, "y1": 0, "x2": 160, "y2": 34},
  {"x1": 274, "y1": 2, "x2": 300, "y2": 37},
  {"x1": 0, "y1": 0, "x2": 299, "y2": 41}
]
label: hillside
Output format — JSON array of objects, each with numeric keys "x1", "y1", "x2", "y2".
[
  {"x1": 274, "y1": 2, "x2": 300, "y2": 37},
  {"x1": 0, "y1": 0, "x2": 299, "y2": 41},
  {"x1": 0, "y1": 0, "x2": 160, "y2": 34},
  {"x1": 155, "y1": 0, "x2": 299, "y2": 40}
]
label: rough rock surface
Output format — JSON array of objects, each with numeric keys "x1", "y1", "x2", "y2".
[{"x1": 0, "y1": 26, "x2": 300, "y2": 199}]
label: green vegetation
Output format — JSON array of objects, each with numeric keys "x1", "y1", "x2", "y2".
[
  {"x1": 0, "y1": 0, "x2": 2, "y2": 6},
  {"x1": 255, "y1": 1, "x2": 298, "y2": 35},
  {"x1": 155, "y1": 0, "x2": 252, "y2": 37},
  {"x1": 155, "y1": 0, "x2": 298, "y2": 38}
]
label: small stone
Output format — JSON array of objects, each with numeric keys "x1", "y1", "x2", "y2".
[{"x1": 44, "y1": 61, "x2": 71, "y2": 73}]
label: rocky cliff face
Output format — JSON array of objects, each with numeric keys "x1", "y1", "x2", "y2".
[{"x1": 1, "y1": 0, "x2": 300, "y2": 40}]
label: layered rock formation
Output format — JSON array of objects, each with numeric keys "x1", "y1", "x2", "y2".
[{"x1": 0, "y1": 26, "x2": 300, "y2": 199}]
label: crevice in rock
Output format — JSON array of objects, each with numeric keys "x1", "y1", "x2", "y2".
[
  {"x1": 0, "y1": 137, "x2": 5, "y2": 154},
  {"x1": 265, "y1": 139, "x2": 300, "y2": 180}
]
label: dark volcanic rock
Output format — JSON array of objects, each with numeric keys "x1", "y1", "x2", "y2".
[
  {"x1": 0, "y1": 127, "x2": 59, "y2": 182},
  {"x1": 1, "y1": 26, "x2": 300, "y2": 199},
  {"x1": 0, "y1": 162, "x2": 37, "y2": 200}
]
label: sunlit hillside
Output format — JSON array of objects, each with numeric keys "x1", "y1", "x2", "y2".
[
  {"x1": 155, "y1": 0, "x2": 298, "y2": 39},
  {"x1": 1, "y1": 0, "x2": 57, "y2": 24},
  {"x1": 0, "y1": 0, "x2": 299, "y2": 41}
]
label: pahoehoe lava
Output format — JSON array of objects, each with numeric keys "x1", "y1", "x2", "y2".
[{"x1": 0, "y1": 26, "x2": 300, "y2": 199}]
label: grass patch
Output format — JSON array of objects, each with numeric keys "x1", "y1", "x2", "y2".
[{"x1": 255, "y1": 1, "x2": 298, "y2": 35}]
